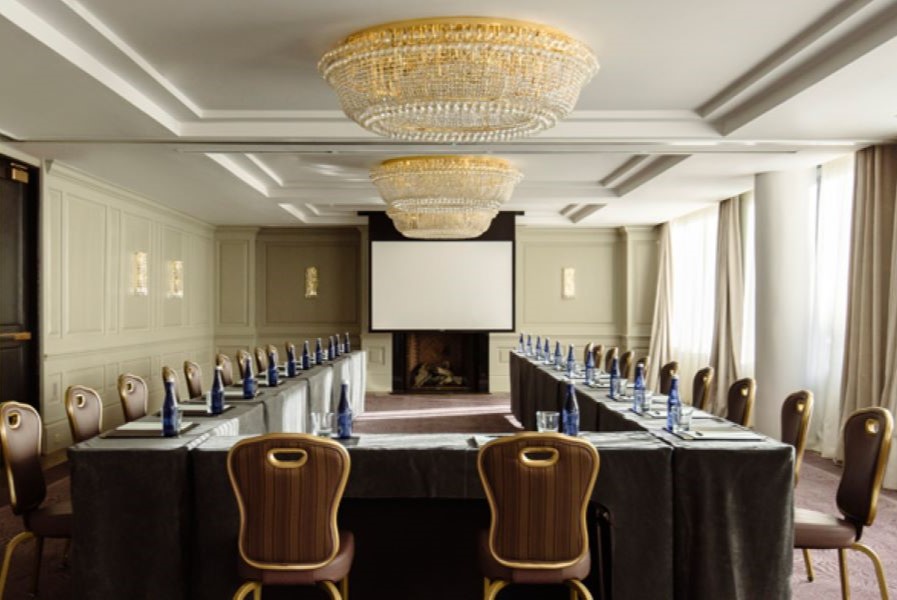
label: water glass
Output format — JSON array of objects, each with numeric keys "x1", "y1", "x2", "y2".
[
  {"x1": 536, "y1": 410, "x2": 560, "y2": 432},
  {"x1": 612, "y1": 378, "x2": 627, "y2": 399},
  {"x1": 312, "y1": 411, "x2": 335, "y2": 436},
  {"x1": 642, "y1": 391, "x2": 654, "y2": 413},
  {"x1": 677, "y1": 405, "x2": 695, "y2": 432}
]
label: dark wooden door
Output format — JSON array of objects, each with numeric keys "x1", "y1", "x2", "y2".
[{"x1": 0, "y1": 155, "x2": 39, "y2": 411}]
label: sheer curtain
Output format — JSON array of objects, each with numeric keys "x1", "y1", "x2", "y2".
[
  {"x1": 740, "y1": 193, "x2": 756, "y2": 377},
  {"x1": 806, "y1": 154, "x2": 854, "y2": 456},
  {"x1": 669, "y1": 206, "x2": 719, "y2": 401}
]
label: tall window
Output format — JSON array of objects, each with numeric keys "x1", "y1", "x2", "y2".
[
  {"x1": 669, "y1": 206, "x2": 719, "y2": 399},
  {"x1": 806, "y1": 154, "x2": 854, "y2": 456}
]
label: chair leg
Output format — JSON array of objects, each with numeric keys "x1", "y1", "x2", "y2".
[
  {"x1": 802, "y1": 548, "x2": 815, "y2": 582},
  {"x1": 319, "y1": 580, "x2": 342, "y2": 600},
  {"x1": 484, "y1": 579, "x2": 509, "y2": 600},
  {"x1": 567, "y1": 579, "x2": 593, "y2": 600},
  {"x1": 30, "y1": 536, "x2": 43, "y2": 597},
  {"x1": 838, "y1": 548, "x2": 850, "y2": 600},
  {"x1": 0, "y1": 531, "x2": 35, "y2": 600},
  {"x1": 851, "y1": 543, "x2": 890, "y2": 600},
  {"x1": 339, "y1": 576, "x2": 349, "y2": 600},
  {"x1": 232, "y1": 581, "x2": 260, "y2": 600}
]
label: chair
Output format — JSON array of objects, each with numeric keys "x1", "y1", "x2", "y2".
[
  {"x1": 591, "y1": 345, "x2": 604, "y2": 373},
  {"x1": 236, "y1": 349, "x2": 253, "y2": 381},
  {"x1": 659, "y1": 361, "x2": 679, "y2": 396},
  {"x1": 619, "y1": 350, "x2": 634, "y2": 380},
  {"x1": 582, "y1": 343, "x2": 592, "y2": 368},
  {"x1": 184, "y1": 361, "x2": 204, "y2": 400},
  {"x1": 692, "y1": 367, "x2": 714, "y2": 411},
  {"x1": 266, "y1": 344, "x2": 280, "y2": 368},
  {"x1": 0, "y1": 402, "x2": 72, "y2": 597},
  {"x1": 254, "y1": 347, "x2": 268, "y2": 374},
  {"x1": 227, "y1": 434, "x2": 353, "y2": 600},
  {"x1": 604, "y1": 347, "x2": 618, "y2": 374},
  {"x1": 781, "y1": 390, "x2": 814, "y2": 483},
  {"x1": 477, "y1": 432, "x2": 600, "y2": 600},
  {"x1": 726, "y1": 378, "x2": 755, "y2": 427},
  {"x1": 118, "y1": 374, "x2": 148, "y2": 423},
  {"x1": 64, "y1": 385, "x2": 103, "y2": 443},
  {"x1": 217, "y1": 354, "x2": 235, "y2": 387},
  {"x1": 162, "y1": 366, "x2": 181, "y2": 402},
  {"x1": 794, "y1": 407, "x2": 893, "y2": 599}
]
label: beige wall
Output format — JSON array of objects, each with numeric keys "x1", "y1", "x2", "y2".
[
  {"x1": 41, "y1": 165, "x2": 215, "y2": 452},
  {"x1": 215, "y1": 225, "x2": 659, "y2": 395},
  {"x1": 215, "y1": 227, "x2": 363, "y2": 372},
  {"x1": 488, "y1": 227, "x2": 659, "y2": 392}
]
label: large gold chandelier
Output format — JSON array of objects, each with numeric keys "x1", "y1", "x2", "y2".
[
  {"x1": 319, "y1": 17, "x2": 598, "y2": 143},
  {"x1": 370, "y1": 156, "x2": 523, "y2": 239}
]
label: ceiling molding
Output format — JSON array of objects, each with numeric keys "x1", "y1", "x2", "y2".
[
  {"x1": 711, "y1": 1, "x2": 897, "y2": 135},
  {"x1": 611, "y1": 155, "x2": 691, "y2": 196},
  {"x1": 698, "y1": 0, "x2": 874, "y2": 119},
  {"x1": 600, "y1": 155, "x2": 649, "y2": 188}
]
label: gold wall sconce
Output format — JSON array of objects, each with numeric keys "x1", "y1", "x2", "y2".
[
  {"x1": 166, "y1": 260, "x2": 184, "y2": 299},
  {"x1": 129, "y1": 251, "x2": 148, "y2": 296},
  {"x1": 562, "y1": 267, "x2": 575, "y2": 299},
  {"x1": 305, "y1": 266, "x2": 318, "y2": 298}
]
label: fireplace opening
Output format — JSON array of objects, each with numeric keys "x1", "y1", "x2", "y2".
[{"x1": 392, "y1": 332, "x2": 489, "y2": 394}]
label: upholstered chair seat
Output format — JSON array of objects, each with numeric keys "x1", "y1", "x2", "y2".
[
  {"x1": 476, "y1": 531, "x2": 590, "y2": 584},
  {"x1": 794, "y1": 508, "x2": 858, "y2": 549},
  {"x1": 237, "y1": 531, "x2": 355, "y2": 586},
  {"x1": 23, "y1": 500, "x2": 73, "y2": 538}
]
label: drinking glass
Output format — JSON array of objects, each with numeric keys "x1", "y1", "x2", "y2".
[
  {"x1": 677, "y1": 406, "x2": 695, "y2": 432},
  {"x1": 312, "y1": 411, "x2": 335, "y2": 436},
  {"x1": 642, "y1": 391, "x2": 654, "y2": 413},
  {"x1": 536, "y1": 411, "x2": 560, "y2": 432}
]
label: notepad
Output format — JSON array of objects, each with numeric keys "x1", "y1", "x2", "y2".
[
  {"x1": 178, "y1": 405, "x2": 233, "y2": 416},
  {"x1": 675, "y1": 429, "x2": 765, "y2": 441},
  {"x1": 116, "y1": 421, "x2": 195, "y2": 432},
  {"x1": 224, "y1": 389, "x2": 260, "y2": 399}
]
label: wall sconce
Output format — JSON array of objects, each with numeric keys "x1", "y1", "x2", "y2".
[
  {"x1": 562, "y1": 267, "x2": 575, "y2": 299},
  {"x1": 166, "y1": 260, "x2": 184, "y2": 299},
  {"x1": 305, "y1": 266, "x2": 319, "y2": 298},
  {"x1": 129, "y1": 251, "x2": 148, "y2": 296}
]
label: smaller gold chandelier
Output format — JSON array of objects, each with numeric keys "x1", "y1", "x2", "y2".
[
  {"x1": 319, "y1": 17, "x2": 598, "y2": 143},
  {"x1": 370, "y1": 156, "x2": 523, "y2": 239}
]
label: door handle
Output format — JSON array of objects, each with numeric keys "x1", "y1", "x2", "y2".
[{"x1": 0, "y1": 332, "x2": 32, "y2": 341}]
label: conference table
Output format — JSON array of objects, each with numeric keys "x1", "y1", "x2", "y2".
[
  {"x1": 509, "y1": 351, "x2": 795, "y2": 600},
  {"x1": 68, "y1": 351, "x2": 365, "y2": 600}
]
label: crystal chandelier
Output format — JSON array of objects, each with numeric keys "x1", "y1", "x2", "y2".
[
  {"x1": 319, "y1": 18, "x2": 598, "y2": 143},
  {"x1": 370, "y1": 156, "x2": 523, "y2": 239}
]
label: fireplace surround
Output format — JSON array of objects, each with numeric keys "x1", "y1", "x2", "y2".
[{"x1": 392, "y1": 332, "x2": 489, "y2": 393}]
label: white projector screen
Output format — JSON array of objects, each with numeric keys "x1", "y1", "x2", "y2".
[{"x1": 371, "y1": 241, "x2": 514, "y2": 331}]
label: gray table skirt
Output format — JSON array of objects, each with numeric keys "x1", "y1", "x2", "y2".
[{"x1": 190, "y1": 432, "x2": 673, "y2": 600}]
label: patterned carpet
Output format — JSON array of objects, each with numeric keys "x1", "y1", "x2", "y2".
[{"x1": 0, "y1": 393, "x2": 894, "y2": 598}]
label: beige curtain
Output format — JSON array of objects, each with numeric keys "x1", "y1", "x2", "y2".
[
  {"x1": 839, "y1": 144, "x2": 897, "y2": 489},
  {"x1": 647, "y1": 223, "x2": 673, "y2": 391},
  {"x1": 708, "y1": 196, "x2": 745, "y2": 414}
]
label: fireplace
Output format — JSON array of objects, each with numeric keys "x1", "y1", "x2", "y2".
[{"x1": 392, "y1": 332, "x2": 489, "y2": 393}]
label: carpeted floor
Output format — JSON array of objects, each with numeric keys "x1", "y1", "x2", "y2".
[{"x1": 1, "y1": 393, "x2": 894, "y2": 598}]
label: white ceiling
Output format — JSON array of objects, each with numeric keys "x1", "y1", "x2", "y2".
[{"x1": 2, "y1": 0, "x2": 896, "y2": 227}]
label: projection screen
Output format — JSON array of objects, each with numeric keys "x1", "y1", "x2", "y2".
[{"x1": 370, "y1": 241, "x2": 514, "y2": 331}]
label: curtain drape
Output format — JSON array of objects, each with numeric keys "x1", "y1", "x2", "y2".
[
  {"x1": 708, "y1": 195, "x2": 745, "y2": 415},
  {"x1": 839, "y1": 144, "x2": 897, "y2": 489},
  {"x1": 806, "y1": 155, "x2": 853, "y2": 458},
  {"x1": 669, "y1": 206, "x2": 719, "y2": 401},
  {"x1": 647, "y1": 223, "x2": 673, "y2": 391}
]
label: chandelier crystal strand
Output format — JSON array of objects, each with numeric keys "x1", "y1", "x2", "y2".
[
  {"x1": 319, "y1": 18, "x2": 598, "y2": 142},
  {"x1": 370, "y1": 156, "x2": 523, "y2": 239}
]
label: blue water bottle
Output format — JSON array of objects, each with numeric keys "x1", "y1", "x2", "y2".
[
  {"x1": 337, "y1": 382, "x2": 353, "y2": 439},
  {"x1": 566, "y1": 344, "x2": 576, "y2": 378},
  {"x1": 330, "y1": 336, "x2": 338, "y2": 358},
  {"x1": 242, "y1": 356, "x2": 256, "y2": 399},
  {"x1": 554, "y1": 341, "x2": 563, "y2": 370},
  {"x1": 526, "y1": 334, "x2": 533, "y2": 356},
  {"x1": 544, "y1": 338, "x2": 551, "y2": 364},
  {"x1": 286, "y1": 343, "x2": 297, "y2": 377},
  {"x1": 518, "y1": 333, "x2": 524, "y2": 353},
  {"x1": 666, "y1": 375, "x2": 682, "y2": 432},
  {"x1": 302, "y1": 341, "x2": 311, "y2": 370},
  {"x1": 344, "y1": 332, "x2": 351, "y2": 353},
  {"x1": 585, "y1": 344, "x2": 595, "y2": 385},
  {"x1": 315, "y1": 338, "x2": 323, "y2": 365},
  {"x1": 534, "y1": 336, "x2": 542, "y2": 360},
  {"x1": 562, "y1": 382, "x2": 580, "y2": 436},
  {"x1": 162, "y1": 379, "x2": 180, "y2": 437},
  {"x1": 633, "y1": 362, "x2": 646, "y2": 414},
  {"x1": 267, "y1": 351, "x2": 278, "y2": 387},
  {"x1": 210, "y1": 365, "x2": 224, "y2": 415},
  {"x1": 609, "y1": 357, "x2": 620, "y2": 399}
]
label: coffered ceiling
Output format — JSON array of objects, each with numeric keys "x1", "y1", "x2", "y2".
[{"x1": 2, "y1": 0, "x2": 896, "y2": 227}]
